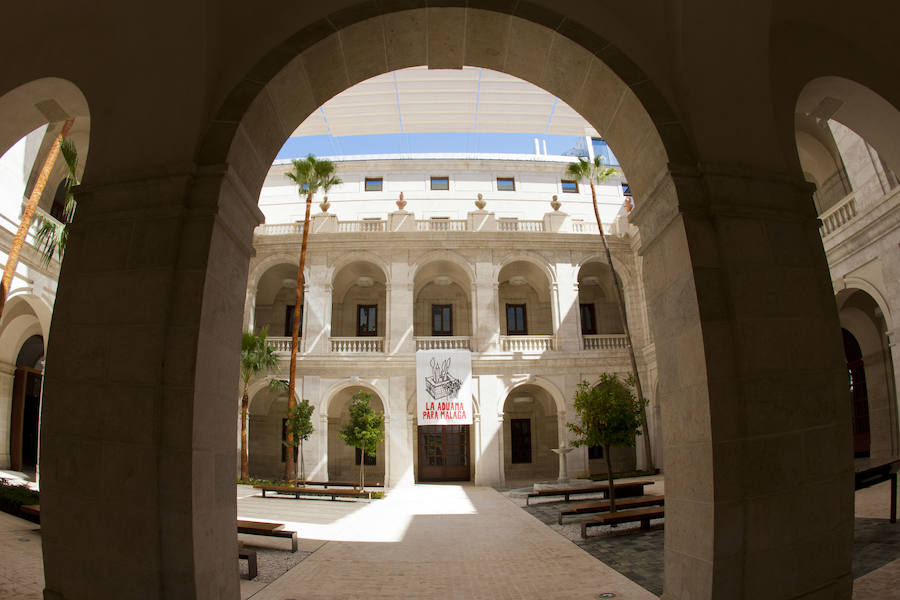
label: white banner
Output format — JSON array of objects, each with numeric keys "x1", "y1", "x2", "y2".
[{"x1": 416, "y1": 349, "x2": 472, "y2": 425}]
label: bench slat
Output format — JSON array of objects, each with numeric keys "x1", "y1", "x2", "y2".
[
  {"x1": 526, "y1": 481, "x2": 653, "y2": 505},
  {"x1": 581, "y1": 506, "x2": 665, "y2": 538},
  {"x1": 559, "y1": 495, "x2": 664, "y2": 524}
]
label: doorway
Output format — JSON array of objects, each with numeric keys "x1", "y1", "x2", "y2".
[{"x1": 417, "y1": 425, "x2": 470, "y2": 481}]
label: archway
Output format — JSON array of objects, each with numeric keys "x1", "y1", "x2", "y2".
[
  {"x1": 331, "y1": 260, "x2": 388, "y2": 352},
  {"x1": 251, "y1": 262, "x2": 299, "y2": 338},
  {"x1": 497, "y1": 259, "x2": 554, "y2": 352},
  {"x1": 502, "y1": 383, "x2": 558, "y2": 484},
  {"x1": 413, "y1": 257, "x2": 473, "y2": 350},
  {"x1": 326, "y1": 385, "x2": 386, "y2": 485}
]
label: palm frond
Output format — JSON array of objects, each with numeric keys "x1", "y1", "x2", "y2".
[
  {"x1": 59, "y1": 138, "x2": 79, "y2": 186},
  {"x1": 33, "y1": 215, "x2": 68, "y2": 266}
]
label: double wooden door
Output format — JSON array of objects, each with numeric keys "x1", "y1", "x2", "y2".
[{"x1": 418, "y1": 425, "x2": 470, "y2": 481}]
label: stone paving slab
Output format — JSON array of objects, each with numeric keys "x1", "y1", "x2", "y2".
[
  {"x1": 249, "y1": 484, "x2": 657, "y2": 600},
  {"x1": 0, "y1": 511, "x2": 44, "y2": 600}
]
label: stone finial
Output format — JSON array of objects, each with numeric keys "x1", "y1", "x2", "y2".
[
  {"x1": 475, "y1": 193, "x2": 486, "y2": 210},
  {"x1": 319, "y1": 196, "x2": 331, "y2": 213},
  {"x1": 624, "y1": 196, "x2": 634, "y2": 213},
  {"x1": 396, "y1": 191, "x2": 407, "y2": 210},
  {"x1": 550, "y1": 195, "x2": 561, "y2": 212}
]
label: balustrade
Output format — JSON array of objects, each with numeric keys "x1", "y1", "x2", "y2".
[
  {"x1": 330, "y1": 337, "x2": 385, "y2": 353},
  {"x1": 819, "y1": 195, "x2": 857, "y2": 237},
  {"x1": 415, "y1": 336, "x2": 472, "y2": 350},
  {"x1": 582, "y1": 334, "x2": 628, "y2": 350},
  {"x1": 267, "y1": 336, "x2": 294, "y2": 354},
  {"x1": 255, "y1": 222, "x2": 303, "y2": 235},
  {"x1": 498, "y1": 219, "x2": 543, "y2": 232},
  {"x1": 416, "y1": 219, "x2": 467, "y2": 232},
  {"x1": 499, "y1": 335, "x2": 556, "y2": 352},
  {"x1": 338, "y1": 220, "x2": 386, "y2": 232}
]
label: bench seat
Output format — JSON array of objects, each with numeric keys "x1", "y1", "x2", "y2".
[
  {"x1": 526, "y1": 481, "x2": 652, "y2": 505},
  {"x1": 558, "y1": 495, "x2": 664, "y2": 524},
  {"x1": 289, "y1": 480, "x2": 383, "y2": 489},
  {"x1": 254, "y1": 484, "x2": 371, "y2": 501},
  {"x1": 237, "y1": 519, "x2": 298, "y2": 552},
  {"x1": 238, "y1": 548, "x2": 258, "y2": 579},
  {"x1": 581, "y1": 506, "x2": 665, "y2": 538}
]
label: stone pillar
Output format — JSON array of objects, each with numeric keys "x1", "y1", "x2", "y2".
[
  {"x1": 316, "y1": 413, "x2": 329, "y2": 481},
  {"x1": 388, "y1": 210, "x2": 416, "y2": 232},
  {"x1": 310, "y1": 212, "x2": 338, "y2": 233},
  {"x1": 244, "y1": 287, "x2": 256, "y2": 332},
  {"x1": 39, "y1": 167, "x2": 262, "y2": 600},
  {"x1": 555, "y1": 263, "x2": 581, "y2": 351},
  {"x1": 473, "y1": 375, "x2": 504, "y2": 486},
  {"x1": 387, "y1": 375, "x2": 413, "y2": 486},
  {"x1": 303, "y1": 262, "x2": 331, "y2": 354},
  {"x1": 0, "y1": 361, "x2": 15, "y2": 468},
  {"x1": 388, "y1": 255, "x2": 414, "y2": 355},
  {"x1": 473, "y1": 259, "x2": 499, "y2": 353},
  {"x1": 467, "y1": 210, "x2": 497, "y2": 232},
  {"x1": 542, "y1": 210, "x2": 570, "y2": 233},
  {"x1": 629, "y1": 169, "x2": 853, "y2": 599}
]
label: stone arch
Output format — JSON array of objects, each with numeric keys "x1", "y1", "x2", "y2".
[
  {"x1": 323, "y1": 381, "x2": 388, "y2": 484},
  {"x1": 0, "y1": 294, "x2": 52, "y2": 358},
  {"x1": 837, "y1": 278, "x2": 894, "y2": 330},
  {"x1": 409, "y1": 249, "x2": 476, "y2": 288},
  {"x1": 321, "y1": 379, "x2": 389, "y2": 419},
  {"x1": 328, "y1": 250, "x2": 390, "y2": 286},
  {"x1": 248, "y1": 253, "x2": 309, "y2": 292},
  {"x1": 502, "y1": 376, "x2": 567, "y2": 418},
  {"x1": 494, "y1": 251, "x2": 557, "y2": 286}
]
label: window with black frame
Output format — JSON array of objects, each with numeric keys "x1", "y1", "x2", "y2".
[
  {"x1": 357, "y1": 304, "x2": 377, "y2": 336},
  {"x1": 432, "y1": 304, "x2": 452, "y2": 336},
  {"x1": 579, "y1": 303, "x2": 597, "y2": 335},
  {"x1": 506, "y1": 304, "x2": 527, "y2": 335},
  {"x1": 284, "y1": 305, "x2": 303, "y2": 337}
]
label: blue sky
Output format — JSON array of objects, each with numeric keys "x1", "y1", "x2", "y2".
[{"x1": 276, "y1": 132, "x2": 587, "y2": 159}]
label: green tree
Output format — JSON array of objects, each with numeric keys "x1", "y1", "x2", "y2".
[
  {"x1": 239, "y1": 327, "x2": 286, "y2": 481},
  {"x1": 284, "y1": 399, "x2": 315, "y2": 482},
  {"x1": 283, "y1": 154, "x2": 341, "y2": 481},
  {"x1": 565, "y1": 156, "x2": 654, "y2": 471},
  {"x1": 34, "y1": 137, "x2": 79, "y2": 266},
  {"x1": 567, "y1": 374, "x2": 646, "y2": 511},
  {"x1": 338, "y1": 390, "x2": 384, "y2": 491}
]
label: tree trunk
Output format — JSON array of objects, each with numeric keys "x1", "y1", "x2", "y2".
[
  {"x1": 605, "y1": 443, "x2": 616, "y2": 513},
  {"x1": 0, "y1": 118, "x2": 74, "y2": 319},
  {"x1": 299, "y1": 439, "x2": 305, "y2": 482},
  {"x1": 360, "y1": 452, "x2": 366, "y2": 491},
  {"x1": 285, "y1": 189, "x2": 313, "y2": 481},
  {"x1": 240, "y1": 385, "x2": 250, "y2": 481},
  {"x1": 589, "y1": 181, "x2": 654, "y2": 472}
]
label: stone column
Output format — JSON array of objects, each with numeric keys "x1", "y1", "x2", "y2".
[
  {"x1": 555, "y1": 263, "x2": 581, "y2": 351},
  {"x1": 303, "y1": 260, "x2": 331, "y2": 354},
  {"x1": 39, "y1": 167, "x2": 262, "y2": 600},
  {"x1": 316, "y1": 413, "x2": 329, "y2": 481},
  {"x1": 0, "y1": 361, "x2": 15, "y2": 468},
  {"x1": 629, "y1": 168, "x2": 853, "y2": 599},
  {"x1": 243, "y1": 287, "x2": 256, "y2": 332},
  {"x1": 473, "y1": 258, "x2": 499, "y2": 353},
  {"x1": 473, "y1": 375, "x2": 504, "y2": 486},
  {"x1": 387, "y1": 375, "x2": 413, "y2": 486},
  {"x1": 389, "y1": 254, "x2": 414, "y2": 355}
]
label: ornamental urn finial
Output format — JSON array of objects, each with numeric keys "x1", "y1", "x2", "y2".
[
  {"x1": 319, "y1": 196, "x2": 331, "y2": 213},
  {"x1": 396, "y1": 192, "x2": 407, "y2": 210},
  {"x1": 474, "y1": 193, "x2": 486, "y2": 210},
  {"x1": 550, "y1": 195, "x2": 561, "y2": 211}
]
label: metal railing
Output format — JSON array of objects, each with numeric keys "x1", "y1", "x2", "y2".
[
  {"x1": 414, "y1": 336, "x2": 472, "y2": 350},
  {"x1": 582, "y1": 334, "x2": 628, "y2": 351}
]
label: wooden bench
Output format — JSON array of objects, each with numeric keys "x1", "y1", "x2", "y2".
[
  {"x1": 526, "y1": 481, "x2": 652, "y2": 505},
  {"x1": 237, "y1": 519, "x2": 298, "y2": 552},
  {"x1": 20, "y1": 504, "x2": 40, "y2": 520},
  {"x1": 559, "y1": 495, "x2": 664, "y2": 524},
  {"x1": 238, "y1": 548, "x2": 258, "y2": 579},
  {"x1": 290, "y1": 480, "x2": 383, "y2": 489},
  {"x1": 581, "y1": 506, "x2": 665, "y2": 538},
  {"x1": 254, "y1": 484, "x2": 371, "y2": 501}
]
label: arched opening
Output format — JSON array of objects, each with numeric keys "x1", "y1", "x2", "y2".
[
  {"x1": 413, "y1": 258, "x2": 473, "y2": 349},
  {"x1": 251, "y1": 262, "x2": 300, "y2": 337},
  {"x1": 576, "y1": 260, "x2": 624, "y2": 347},
  {"x1": 502, "y1": 383, "x2": 558, "y2": 484},
  {"x1": 326, "y1": 385, "x2": 386, "y2": 485},
  {"x1": 497, "y1": 260, "x2": 553, "y2": 351},
  {"x1": 838, "y1": 289, "x2": 898, "y2": 459},
  {"x1": 246, "y1": 384, "x2": 293, "y2": 480},
  {"x1": 8, "y1": 334, "x2": 44, "y2": 472},
  {"x1": 331, "y1": 260, "x2": 388, "y2": 352}
]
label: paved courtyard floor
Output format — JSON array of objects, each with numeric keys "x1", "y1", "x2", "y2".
[{"x1": 1, "y1": 471, "x2": 899, "y2": 598}]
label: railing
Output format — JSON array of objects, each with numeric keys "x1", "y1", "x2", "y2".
[
  {"x1": 819, "y1": 195, "x2": 857, "y2": 237},
  {"x1": 571, "y1": 221, "x2": 600, "y2": 233},
  {"x1": 338, "y1": 220, "x2": 386, "y2": 232},
  {"x1": 256, "y1": 222, "x2": 304, "y2": 235},
  {"x1": 415, "y1": 336, "x2": 472, "y2": 350},
  {"x1": 814, "y1": 168, "x2": 851, "y2": 213},
  {"x1": 416, "y1": 219, "x2": 467, "y2": 232},
  {"x1": 499, "y1": 335, "x2": 556, "y2": 353},
  {"x1": 582, "y1": 334, "x2": 628, "y2": 351},
  {"x1": 498, "y1": 219, "x2": 544, "y2": 232},
  {"x1": 330, "y1": 336, "x2": 384, "y2": 353},
  {"x1": 267, "y1": 336, "x2": 295, "y2": 354}
]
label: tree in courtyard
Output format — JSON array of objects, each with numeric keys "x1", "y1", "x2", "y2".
[
  {"x1": 34, "y1": 138, "x2": 79, "y2": 265},
  {"x1": 567, "y1": 374, "x2": 646, "y2": 512},
  {"x1": 283, "y1": 154, "x2": 341, "y2": 480},
  {"x1": 0, "y1": 118, "x2": 75, "y2": 319},
  {"x1": 339, "y1": 390, "x2": 384, "y2": 491},
  {"x1": 284, "y1": 398, "x2": 315, "y2": 482},
  {"x1": 239, "y1": 327, "x2": 286, "y2": 481},
  {"x1": 565, "y1": 156, "x2": 654, "y2": 471}
]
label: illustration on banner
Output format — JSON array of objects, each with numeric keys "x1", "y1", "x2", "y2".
[{"x1": 425, "y1": 357, "x2": 462, "y2": 401}]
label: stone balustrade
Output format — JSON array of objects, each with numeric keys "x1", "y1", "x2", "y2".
[
  {"x1": 266, "y1": 336, "x2": 294, "y2": 354},
  {"x1": 255, "y1": 222, "x2": 304, "y2": 235},
  {"x1": 254, "y1": 216, "x2": 615, "y2": 236},
  {"x1": 582, "y1": 334, "x2": 628, "y2": 350},
  {"x1": 499, "y1": 335, "x2": 556, "y2": 353},
  {"x1": 819, "y1": 194, "x2": 857, "y2": 237},
  {"x1": 414, "y1": 336, "x2": 472, "y2": 350},
  {"x1": 416, "y1": 219, "x2": 467, "y2": 231},
  {"x1": 338, "y1": 219, "x2": 386, "y2": 232},
  {"x1": 330, "y1": 336, "x2": 385, "y2": 353},
  {"x1": 498, "y1": 219, "x2": 543, "y2": 232}
]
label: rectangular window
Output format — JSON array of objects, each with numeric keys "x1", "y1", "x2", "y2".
[
  {"x1": 511, "y1": 419, "x2": 532, "y2": 463},
  {"x1": 284, "y1": 305, "x2": 303, "y2": 337},
  {"x1": 579, "y1": 303, "x2": 597, "y2": 335},
  {"x1": 281, "y1": 419, "x2": 299, "y2": 463},
  {"x1": 621, "y1": 182, "x2": 632, "y2": 196},
  {"x1": 561, "y1": 179, "x2": 579, "y2": 193},
  {"x1": 430, "y1": 176, "x2": 449, "y2": 191},
  {"x1": 357, "y1": 304, "x2": 377, "y2": 336},
  {"x1": 432, "y1": 304, "x2": 453, "y2": 336},
  {"x1": 355, "y1": 447, "x2": 376, "y2": 466},
  {"x1": 588, "y1": 445, "x2": 604, "y2": 459},
  {"x1": 364, "y1": 177, "x2": 383, "y2": 192},
  {"x1": 496, "y1": 177, "x2": 516, "y2": 191},
  {"x1": 506, "y1": 304, "x2": 527, "y2": 335}
]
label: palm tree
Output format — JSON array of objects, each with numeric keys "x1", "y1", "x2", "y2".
[
  {"x1": 34, "y1": 138, "x2": 79, "y2": 265},
  {"x1": 0, "y1": 118, "x2": 74, "y2": 319},
  {"x1": 283, "y1": 154, "x2": 341, "y2": 481},
  {"x1": 239, "y1": 327, "x2": 285, "y2": 481},
  {"x1": 566, "y1": 155, "x2": 654, "y2": 471}
]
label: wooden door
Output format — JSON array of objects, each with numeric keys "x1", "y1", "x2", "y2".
[{"x1": 418, "y1": 425, "x2": 470, "y2": 481}]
